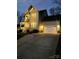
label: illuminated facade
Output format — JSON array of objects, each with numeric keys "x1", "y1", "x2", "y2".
[
  {"x1": 20, "y1": 5, "x2": 39, "y2": 32},
  {"x1": 20, "y1": 5, "x2": 60, "y2": 34}
]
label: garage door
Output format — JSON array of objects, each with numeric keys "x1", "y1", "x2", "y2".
[{"x1": 44, "y1": 25, "x2": 57, "y2": 34}]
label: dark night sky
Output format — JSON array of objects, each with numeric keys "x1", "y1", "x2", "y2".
[{"x1": 17, "y1": 0, "x2": 61, "y2": 15}]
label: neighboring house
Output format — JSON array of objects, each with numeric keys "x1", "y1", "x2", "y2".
[{"x1": 20, "y1": 5, "x2": 61, "y2": 34}]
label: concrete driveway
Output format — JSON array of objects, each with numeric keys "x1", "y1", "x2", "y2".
[{"x1": 17, "y1": 33, "x2": 60, "y2": 59}]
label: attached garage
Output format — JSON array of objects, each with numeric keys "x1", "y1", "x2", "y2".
[{"x1": 39, "y1": 15, "x2": 61, "y2": 34}]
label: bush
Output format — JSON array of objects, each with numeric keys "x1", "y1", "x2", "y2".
[
  {"x1": 27, "y1": 29, "x2": 39, "y2": 33},
  {"x1": 32, "y1": 29, "x2": 39, "y2": 33}
]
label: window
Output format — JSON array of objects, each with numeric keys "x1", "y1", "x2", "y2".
[{"x1": 21, "y1": 24, "x2": 24, "y2": 27}]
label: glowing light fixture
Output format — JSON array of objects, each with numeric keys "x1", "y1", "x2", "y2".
[
  {"x1": 56, "y1": 24, "x2": 60, "y2": 33},
  {"x1": 39, "y1": 25, "x2": 44, "y2": 32}
]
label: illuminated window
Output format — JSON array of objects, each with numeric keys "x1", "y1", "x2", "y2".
[{"x1": 31, "y1": 22, "x2": 36, "y2": 28}]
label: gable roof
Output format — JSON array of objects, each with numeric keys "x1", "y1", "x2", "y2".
[{"x1": 28, "y1": 5, "x2": 34, "y2": 11}]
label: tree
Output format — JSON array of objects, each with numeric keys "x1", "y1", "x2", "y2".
[
  {"x1": 54, "y1": 0, "x2": 61, "y2": 5},
  {"x1": 17, "y1": 11, "x2": 20, "y2": 24},
  {"x1": 49, "y1": 0, "x2": 61, "y2": 15},
  {"x1": 21, "y1": 13, "x2": 25, "y2": 21},
  {"x1": 49, "y1": 8, "x2": 56, "y2": 15},
  {"x1": 55, "y1": 6, "x2": 61, "y2": 15}
]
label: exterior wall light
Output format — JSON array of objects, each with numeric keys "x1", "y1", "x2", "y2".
[{"x1": 39, "y1": 25, "x2": 44, "y2": 32}]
